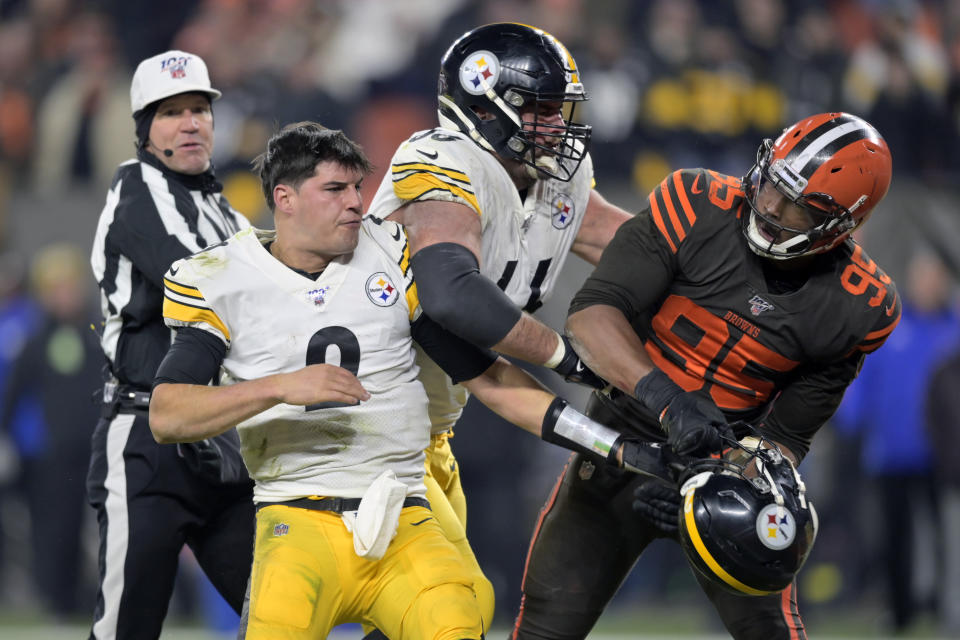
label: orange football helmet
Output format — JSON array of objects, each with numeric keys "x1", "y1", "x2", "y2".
[{"x1": 743, "y1": 112, "x2": 892, "y2": 259}]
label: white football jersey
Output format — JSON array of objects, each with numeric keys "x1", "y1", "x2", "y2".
[
  {"x1": 161, "y1": 222, "x2": 431, "y2": 503},
  {"x1": 367, "y1": 127, "x2": 594, "y2": 311},
  {"x1": 366, "y1": 127, "x2": 595, "y2": 431}
]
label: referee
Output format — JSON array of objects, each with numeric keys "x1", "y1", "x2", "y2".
[{"x1": 88, "y1": 50, "x2": 254, "y2": 640}]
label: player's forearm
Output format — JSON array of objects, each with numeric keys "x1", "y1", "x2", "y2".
[
  {"x1": 567, "y1": 304, "x2": 655, "y2": 394},
  {"x1": 461, "y1": 357, "x2": 555, "y2": 435},
  {"x1": 149, "y1": 378, "x2": 283, "y2": 444},
  {"x1": 464, "y1": 357, "x2": 640, "y2": 466},
  {"x1": 490, "y1": 313, "x2": 563, "y2": 366},
  {"x1": 570, "y1": 190, "x2": 632, "y2": 266}
]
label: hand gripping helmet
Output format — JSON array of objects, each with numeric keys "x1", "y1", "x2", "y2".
[
  {"x1": 743, "y1": 112, "x2": 892, "y2": 259},
  {"x1": 678, "y1": 441, "x2": 819, "y2": 596},
  {"x1": 437, "y1": 22, "x2": 591, "y2": 182}
]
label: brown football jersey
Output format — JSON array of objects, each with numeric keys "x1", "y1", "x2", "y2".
[{"x1": 572, "y1": 168, "x2": 900, "y2": 458}]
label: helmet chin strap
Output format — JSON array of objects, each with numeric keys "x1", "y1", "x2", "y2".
[{"x1": 438, "y1": 97, "x2": 496, "y2": 153}]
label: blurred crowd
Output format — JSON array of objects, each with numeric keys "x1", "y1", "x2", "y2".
[
  {"x1": 3, "y1": 0, "x2": 960, "y2": 636},
  {"x1": 2, "y1": 0, "x2": 960, "y2": 215}
]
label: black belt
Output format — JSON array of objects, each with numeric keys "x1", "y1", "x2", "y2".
[
  {"x1": 102, "y1": 382, "x2": 151, "y2": 417},
  {"x1": 257, "y1": 496, "x2": 430, "y2": 513}
]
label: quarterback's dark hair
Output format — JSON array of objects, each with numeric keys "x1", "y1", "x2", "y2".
[{"x1": 253, "y1": 121, "x2": 372, "y2": 211}]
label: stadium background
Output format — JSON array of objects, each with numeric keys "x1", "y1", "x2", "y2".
[{"x1": 1, "y1": 0, "x2": 959, "y2": 637}]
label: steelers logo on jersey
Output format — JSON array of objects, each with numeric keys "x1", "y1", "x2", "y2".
[
  {"x1": 755, "y1": 504, "x2": 796, "y2": 550},
  {"x1": 366, "y1": 272, "x2": 400, "y2": 307},
  {"x1": 459, "y1": 51, "x2": 500, "y2": 96},
  {"x1": 551, "y1": 194, "x2": 576, "y2": 229}
]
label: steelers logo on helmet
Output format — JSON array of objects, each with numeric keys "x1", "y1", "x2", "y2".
[
  {"x1": 459, "y1": 51, "x2": 501, "y2": 96},
  {"x1": 551, "y1": 194, "x2": 576, "y2": 229},
  {"x1": 755, "y1": 503, "x2": 796, "y2": 550},
  {"x1": 365, "y1": 272, "x2": 399, "y2": 307}
]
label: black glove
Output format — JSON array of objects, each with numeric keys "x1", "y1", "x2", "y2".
[
  {"x1": 177, "y1": 431, "x2": 250, "y2": 485},
  {"x1": 661, "y1": 392, "x2": 732, "y2": 457},
  {"x1": 632, "y1": 478, "x2": 681, "y2": 535},
  {"x1": 551, "y1": 335, "x2": 606, "y2": 389},
  {"x1": 634, "y1": 368, "x2": 730, "y2": 457},
  {"x1": 615, "y1": 437, "x2": 673, "y2": 479}
]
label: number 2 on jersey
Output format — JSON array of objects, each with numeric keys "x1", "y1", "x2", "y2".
[{"x1": 305, "y1": 326, "x2": 361, "y2": 411}]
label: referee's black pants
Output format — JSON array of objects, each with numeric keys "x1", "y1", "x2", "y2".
[
  {"x1": 86, "y1": 409, "x2": 255, "y2": 640},
  {"x1": 511, "y1": 395, "x2": 806, "y2": 640}
]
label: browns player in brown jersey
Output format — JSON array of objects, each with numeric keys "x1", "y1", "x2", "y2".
[{"x1": 513, "y1": 112, "x2": 898, "y2": 640}]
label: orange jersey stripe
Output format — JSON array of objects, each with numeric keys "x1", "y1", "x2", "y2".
[
  {"x1": 780, "y1": 582, "x2": 806, "y2": 639},
  {"x1": 861, "y1": 313, "x2": 901, "y2": 349},
  {"x1": 672, "y1": 170, "x2": 697, "y2": 227},
  {"x1": 658, "y1": 176, "x2": 688, "y2": 245},
  {"x1": 648, "y1": 193, "x2": 678, "y2": 253}
]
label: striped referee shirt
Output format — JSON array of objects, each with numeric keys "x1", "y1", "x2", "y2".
[{"x1": 90, "y1": 150, "x2": 250, "y2": 389}]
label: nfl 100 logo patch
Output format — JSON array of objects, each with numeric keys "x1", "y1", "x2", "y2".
[
  {"x1": 160, "y1": 55, "x2": 190, "y2": 78},
  {"x1": 306, "y1": 285, "x2": 330, "y2": 308},
  {"x1": 748, "y1": 294, "x2": 774, "y2": 316}
]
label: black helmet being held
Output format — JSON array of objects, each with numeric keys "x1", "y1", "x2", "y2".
[{"x1": 678, "y1": 441, "x2": 819, "y2": 596}]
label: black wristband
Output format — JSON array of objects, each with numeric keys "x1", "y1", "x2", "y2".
[
  {"x1": 541, "y1": 396, "x2": 622, "y2": 459},
  {"x1": 540, "y1": 397, "x2": 569, "y2": 443},
  {"x1": 633, "y1": 368, "x2": 684, "y2": 416}
]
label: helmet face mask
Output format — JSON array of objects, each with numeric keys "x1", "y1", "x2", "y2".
[
  {"x1": 438, "y1": 23, "x2": 591, "y2": 182},
  {"x1": 677, "y1": 441, "x2": 819, "y2": 596},
  {"x1": 741, "y1": 112, "x2": 892, "y2": 260}
]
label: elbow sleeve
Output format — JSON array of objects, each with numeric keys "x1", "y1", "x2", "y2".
[{"x1": 410, "y1": 243, "x2": 522, "y2": 348}]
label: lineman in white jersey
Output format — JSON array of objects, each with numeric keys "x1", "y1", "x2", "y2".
[
  {"x1": 148, "y1": 122, "x2": 652, "y2": 639},
  {"x1": 365, "y1": 22, "x2": 633, "y2": 627}
]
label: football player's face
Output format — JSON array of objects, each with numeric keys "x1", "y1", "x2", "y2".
[
  {"x1": 148, "y1": 93, "x2": 214, "y2": 175},
  {"x1": 293, "y1": 161, "x2": 365, "y2": 257},
  {"x1": 754, "y1": 180, "x2": 819, "y2": 243},
  {"x1": 521, "y1": 101, "x2": 565, "y2": 149}
]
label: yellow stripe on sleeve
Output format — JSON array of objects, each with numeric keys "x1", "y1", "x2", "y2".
[
  {"x1": 406, "y1": 282, "x2": 420, "y2": 323},
  {"x1": 398, "y1": 234, "x2": 411, "y2": 276},
  {"x1": 392, "y1": 162, "x2": 471, "y2": 185},
  {"x1": 163, "y1": 297, "x2": 231, "y2": 342},
  {"x1": 393, "y1": 173, "x2": 482, "y2": 219},
  {"x1": 163, "y1": 277, "x2": 204, "y2": 300}
]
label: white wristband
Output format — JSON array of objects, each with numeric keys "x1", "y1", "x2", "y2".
[
  {"x1": 543, "y1": 331, "x2": 567, "y2": 369},
  {"x1": 553, "y1": 405, "x2": 621, "y2": 458}
]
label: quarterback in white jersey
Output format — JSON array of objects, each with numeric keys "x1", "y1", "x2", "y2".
[
  {"x1": 148, "y1": 123, "x2": 644, "y2": 639},
  {"x1": 160, "y1": 223, "x2": 432, "y2": 503}
]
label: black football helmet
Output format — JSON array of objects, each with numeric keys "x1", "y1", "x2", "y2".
[
  {"x1": 437, "y1": 22, "x2": 591, "y2": 182},
  {"x1": 677, "y1": 438, "x2": 819, "y2": 596}
]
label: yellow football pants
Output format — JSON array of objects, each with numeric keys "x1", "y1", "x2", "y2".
[
  {"x1": 424, "y1": 431, "x2": 495, "y2": 627},
  {"x1": 361, "y1": 432, "x2": 495, "y2": 636},
  {"x1": 245, "y1": 503, "x2": 484, "y2": 640}
]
